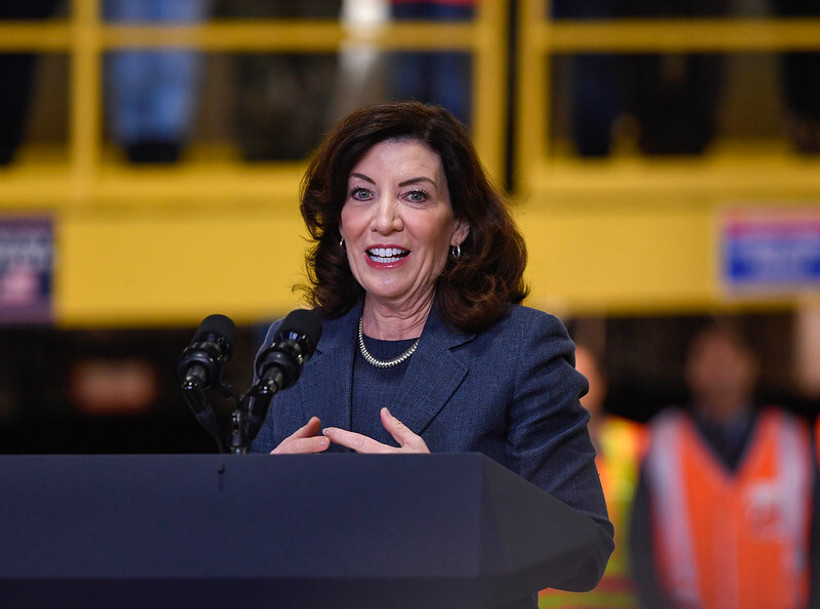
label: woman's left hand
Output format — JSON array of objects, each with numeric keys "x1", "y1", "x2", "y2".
[{"x1": 322, "y1": 407, "x2": 430, "y2": 454}]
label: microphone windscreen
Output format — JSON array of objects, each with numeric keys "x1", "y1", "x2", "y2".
[
  {"x1": 194, "y1": 314, "x2": 237, "y2": 356},
  {"x1": 278, "y1": 309, "x2": 322, "y2": 351}
]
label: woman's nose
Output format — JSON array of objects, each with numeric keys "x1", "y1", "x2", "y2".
[{"x1": 371, "y1": 197, "x2": 402, "y2": 233}]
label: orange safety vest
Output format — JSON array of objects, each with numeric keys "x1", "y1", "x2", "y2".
[
  {"x1": 646, "y1": 408, "x2": 812, "y2": 609},
  {"x1": 540, "y1": 416, "x2": 645, "y2": 609}
]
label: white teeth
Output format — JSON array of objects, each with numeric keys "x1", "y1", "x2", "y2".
[
  {"x1": 369, "y1": 247, "x2": 404, "y2": 257},
  {"x1": 367, "y1": 247, "x2": 408, "y2": 263}
]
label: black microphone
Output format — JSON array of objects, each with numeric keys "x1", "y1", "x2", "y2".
[
  {"x1": 255, "y1": 308, "x2": 322, "y2": 391},
  {"x1": 178, "y1": 314, "x2": 237, "y2": 390},
  {"x1": 246, "y1": 309, "x2": 322, "y2": 445}
]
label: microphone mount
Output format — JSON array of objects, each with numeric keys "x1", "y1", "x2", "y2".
[
  {"x1": 181, "y1": 360, "x2": 270, "y2": 455},
  {"x1": 179, "y1": 309, "x2": 322, "y2": 455}
]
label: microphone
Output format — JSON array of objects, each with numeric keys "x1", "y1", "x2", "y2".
[
  {"x1": 246, "y1": 309, "x2": 322, "y2": 444},
  {"x1": 255, "y1": 309, "x2": 322, "y2": 391},
  {"x1": 178, "y1": 314, "x2": 237, "y2": 390}
]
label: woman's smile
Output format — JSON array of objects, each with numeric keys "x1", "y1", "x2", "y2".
[{"x1": 365, "y1": 245, "x2": 411, "y2": 267}]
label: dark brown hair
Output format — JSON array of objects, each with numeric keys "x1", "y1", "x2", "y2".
[{"x1": 299, "y1": 101, "x2": 528, "y2": 334}]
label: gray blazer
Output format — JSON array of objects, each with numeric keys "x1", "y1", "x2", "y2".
[{"x1": 252, "y1": 302, "x2": 614, "y2": 602}]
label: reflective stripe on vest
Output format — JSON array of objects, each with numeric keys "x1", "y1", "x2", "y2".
[
  {"x1": 539, "y1": 417, "x2": 643, "y2": 609},
  {"x1": 597, "y1": 417, "x2": 644, "y2": 580},
  {"x1": 647, "y1": 408, "x2": 811, "y2": 609}
]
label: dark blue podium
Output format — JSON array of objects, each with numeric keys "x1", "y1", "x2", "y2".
[{"x1": 0, "y1": 453, "x2": 600, "y2": 609}]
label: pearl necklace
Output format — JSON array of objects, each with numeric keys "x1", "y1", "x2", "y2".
[{"x1": 357, "y1": 317, "x2": 420, "y2": 368}]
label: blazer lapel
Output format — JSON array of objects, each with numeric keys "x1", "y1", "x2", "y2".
[
  {"x1": 296, "y1": 304, "x2": 361, "y2": 430},
  {"x1": 391, "y1": 307, "x2": 474, "y2": 435},
  {"x1": 297, "y1": 303, "x2": 474, "y2": 435}
]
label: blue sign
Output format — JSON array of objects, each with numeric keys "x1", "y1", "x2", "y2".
[
  {"x1": 722, "y1": 210, "x2": 820, "y2": 290},
  {"x1": 0, "y1": 216, "x2": 54, "y2": 324}
]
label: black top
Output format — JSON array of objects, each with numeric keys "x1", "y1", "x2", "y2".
[{"x1": 351, "y1": 335, "x2": 415, "y2": 443}]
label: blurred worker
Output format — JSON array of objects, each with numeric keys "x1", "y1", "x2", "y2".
[
  {"x1": 551, "y1": 0, "x2": 623, "y2": 158},
  {"x1": 630, "y1": 323, "x2": 818, "y2": 609},
  {"x1": 771, "y1": 0, "x2": 820, "y2": 153},
  {"x1": 550, "y1": 0, "x2": 729, "y2": 157},
  {"x1": 540, "y1": 343, "x2": 644, "y2": 608},
  {"x1": 0, "y1": 1, "x2": 60, "y2": 165},
  {"x1": 623, "y1": 0, "x2": 730, "y2": 155},
  {"x1": 219, "y1": 0, "x2": 342, "y2": 160},
  {"x1": 388, "y1": 0, "x2": 475, "y2": 127},
  {"x1": 104, "y1": 0, "x2": 212, "y2": 164}
]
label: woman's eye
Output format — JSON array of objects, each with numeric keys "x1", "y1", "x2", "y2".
[
  {"x1": 350, "y1": 187, "x2": 372, "y2": 200},
  {"x1": 405, "y1": 190, "x2": 429, "y2": 203}
]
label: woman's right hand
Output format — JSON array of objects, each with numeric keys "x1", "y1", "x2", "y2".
[{"x1": 271, "y1": 416, "x2": 331, "y2": 454}]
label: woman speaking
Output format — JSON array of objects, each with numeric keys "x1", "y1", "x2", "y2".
[{"x1": 251, "y1": 101, "x2": 613, "y2": 606}]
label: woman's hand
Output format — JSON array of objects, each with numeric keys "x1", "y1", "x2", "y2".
[
  {"x1": 322, "y1": 407, "x2": 430, "y2": 454},
  {"x1": 271, "y1": 416, "x2": 331, "y2": 454}
]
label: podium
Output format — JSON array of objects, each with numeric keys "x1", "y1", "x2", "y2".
[{"x1": 0, "y1": 453, "x2": 601, "y2": 609}]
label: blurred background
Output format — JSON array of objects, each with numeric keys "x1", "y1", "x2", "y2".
[{"x1": 0, "y1": 0, "x2": 818, "y2": 454}]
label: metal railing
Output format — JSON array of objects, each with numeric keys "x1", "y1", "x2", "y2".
[
  {"x1": 516, "y1": 0, "x2": 820, "y2": 202},
  {"x1": 0, "y1": 0, "x2": 508, "y2": 207}
]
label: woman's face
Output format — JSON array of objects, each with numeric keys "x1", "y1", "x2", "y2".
[{"x1": 339, "y1": 138, "x2": 469, "y2": 310}]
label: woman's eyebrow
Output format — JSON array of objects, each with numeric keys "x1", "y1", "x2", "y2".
[
  {"x1": 349, "y1": 174, "x2": 437, "y2": 188},
  {"x1": 349, "y1": 172, "x2": 375, "y2": 184},
  {"x1": 398, "y1": 176, "x2": 436, "y2": 188}
]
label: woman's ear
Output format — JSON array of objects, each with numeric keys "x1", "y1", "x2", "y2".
[{"x1": 452, "y1": 218, "x2": 470, "y2": 246}]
